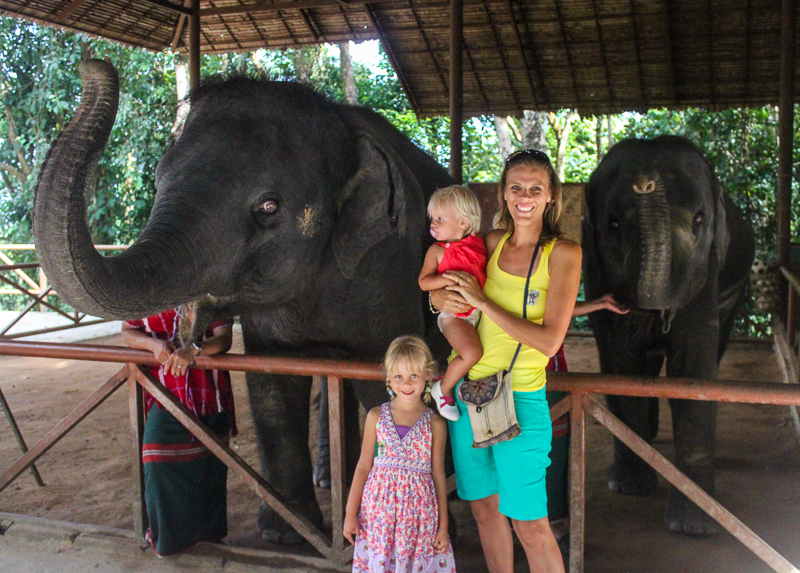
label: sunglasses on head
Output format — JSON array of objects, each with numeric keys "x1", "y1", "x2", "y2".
[{"x1": 505, "y1": 148, "x2": 552, "y2": 166}]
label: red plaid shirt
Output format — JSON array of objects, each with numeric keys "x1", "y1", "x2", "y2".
[
  {"x1": 547, "y1": 344, "x2": 570, "y2": 438},
  {"x1": 125, "y1": 308, "x2": 236, "y2": 435}
]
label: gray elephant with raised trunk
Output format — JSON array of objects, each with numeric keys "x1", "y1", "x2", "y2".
[
  {"x1": 33, "y1": 60, "x2": 452, "y2": 543},
  {"x1": 582, "y1": 135, "x2": 754, "y2": 535}
]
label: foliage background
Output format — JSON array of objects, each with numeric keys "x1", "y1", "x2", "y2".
[{"x1": 1, "y1": 16, "x2": 794, "y2": 333}]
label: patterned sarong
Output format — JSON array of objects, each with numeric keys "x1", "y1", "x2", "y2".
[{"x1": 142, "y1": 407, "x2": 230, "y2": 557}]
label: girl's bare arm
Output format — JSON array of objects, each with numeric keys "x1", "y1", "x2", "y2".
[
  {"x1": 419, "y1": 244, "x2": 452, "y2": 291},
  {"x1": 430, "y1": 415, "x2": 450, "y2": 551},
  {"x1": 343, "y1": 407, "x2": 380, "y2": 544}
]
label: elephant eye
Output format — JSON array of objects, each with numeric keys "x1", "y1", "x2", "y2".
[
  {"x1": 253, "y1": 199, "x2": 279, "y2": 214},
  {"x1": 609, "y1": 218, "x2": 620, "y2": 231},
  {"x1": 693, "y1": 211, "x2": 704, "y2": 228}
]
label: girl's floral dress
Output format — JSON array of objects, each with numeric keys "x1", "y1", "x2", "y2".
[{"x1": 353, "y1": 403, "x2": 456, "y2": 573}]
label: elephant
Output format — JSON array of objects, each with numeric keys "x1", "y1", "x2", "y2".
[
  {"x1": 33, "y1": 59, "x2": 453, "y2": 543},
  {"x1": 581, "y1": 135, "x2": 755, "y2": 535}
]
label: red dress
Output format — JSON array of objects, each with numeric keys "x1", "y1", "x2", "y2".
[{"x1": 436, "y1": 234, "x2": 487, "y2": 317}]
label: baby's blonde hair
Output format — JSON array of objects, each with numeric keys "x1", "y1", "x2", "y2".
[
  {"x1": 427, "y1": 185, "x2": 483, "y2": 236},
  {"x1": 383, "y1": 335, "x2": 438, "y2": 405}
]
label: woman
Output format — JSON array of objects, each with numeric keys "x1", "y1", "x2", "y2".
[
  {"x1": 431, "y1": 149, "x2": 581, "y2": 573},
  {"x1": 121, "y1": 304, "x2": 236, "y2": 557}
]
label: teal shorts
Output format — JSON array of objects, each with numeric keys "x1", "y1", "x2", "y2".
[{"x1": 449, "y1": 383, "x2": 552, "y2": 521}]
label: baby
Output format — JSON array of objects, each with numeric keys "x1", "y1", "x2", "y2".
[{"x1": 419, "y1": 185, "x2": 486, "y2": 421}]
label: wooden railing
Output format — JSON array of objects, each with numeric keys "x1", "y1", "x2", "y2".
[
  {"x1": 0, "y1": 339, "x2": 798, "y2": 572},
  {"x1": 0, "y1": 245, "x2": 126, "y2": 339}
]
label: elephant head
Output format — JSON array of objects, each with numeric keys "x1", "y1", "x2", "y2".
[
  {"x1": 583, "y1": 136, "x2": 730, "y2": 321},
  {"x1": 34, "y1": 59, "x2": 426, "y2": 326}
]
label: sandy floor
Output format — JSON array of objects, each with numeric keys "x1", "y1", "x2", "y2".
[{"x1": 0, "y1": 332, "x2": 798, "y2": 572}]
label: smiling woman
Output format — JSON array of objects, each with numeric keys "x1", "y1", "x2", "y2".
[{"x1": 431, "y1": 149, "x2": 581, "y2": 573}]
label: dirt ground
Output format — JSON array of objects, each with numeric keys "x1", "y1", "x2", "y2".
[{"x1": 1, "y1": 331, "x2": 798, "y2": 573}]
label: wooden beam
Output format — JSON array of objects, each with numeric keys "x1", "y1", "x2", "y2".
[
  {"x1": 201, "y1": 0, "x2": 397, "y2": 17},
  {"x1": 189, "y1": 0, "x2": 201, "y2": 92},
  {"x1": 450, "y1": 0, "x2": 464, "y2": 183},
  {"x1": 56, "y1": 0, "x2": 90, "y2": 22},
  {"x1": 141, "y1": 0, "x2": 192, "y2": 16},
  {"x1": 777, "y1": 0, "x2": 796, "y2": 267}
]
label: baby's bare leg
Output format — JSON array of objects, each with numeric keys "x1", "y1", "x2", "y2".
[{"x1": 440, "y1": 316, "x2": 483, "y2": 397}]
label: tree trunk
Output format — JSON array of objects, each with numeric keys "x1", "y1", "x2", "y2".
[
  {"x1": 494, "y1": 116, "x2": 515, "y2": 159},
  {"x1": 548, "y1": 111, "x2": 577, "y2": 182},
  {"x1": 596, "y1": 115, "x2": 604, "y2": 162},
  {"x1": 521, "y1": 110, "x2": 547, "y2": 150},
  {"x1": 339, "y1": 42, "x2": 358, "y2": 105},
  {"x1": 293, "y1": 47, "x2": 319, "y2": 85},
  {"x1": 171, "y1": 54, "x2": 191, "y2": 141}
]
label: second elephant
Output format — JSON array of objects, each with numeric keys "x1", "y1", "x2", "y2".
[{"x1": 582, "y1": 135, "x2": 755, "y2": 535}]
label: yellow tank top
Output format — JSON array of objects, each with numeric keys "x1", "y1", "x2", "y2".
[{"x1": 466, "y1": 233, "x2": 556, "y2": 392}]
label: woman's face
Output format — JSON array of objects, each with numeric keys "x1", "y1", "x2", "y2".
[{"x1": 503, "y1": 164, "x2": 552, "y2": 226}]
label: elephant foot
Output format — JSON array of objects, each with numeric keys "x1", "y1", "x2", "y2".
[
  {"x1": 258, "y1": 500, "x2": 323, "y2": 545},
  {"x1": 607, "y1": 460, "x2": 658, "y2": 496},
  {"x1": 665, "y1": 488, "x2": 719, "y2": 536},
  {"x1": 313, "y1": 456, "x2": 331, "y2": 489}
]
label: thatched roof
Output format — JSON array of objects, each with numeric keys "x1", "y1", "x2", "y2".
[{"x1": 1, "y1": 0, "x2": 796, "y2": 116}]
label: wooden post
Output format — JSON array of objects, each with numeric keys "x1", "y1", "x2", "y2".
[
  {"x1": 128, "y1": 369, "x2": 147, "y2": 543},
  {"x1": 38, "y1": 269, "x2": 47, "y2": 313},
  {"x1": 327, "y1": 376, "x2": 347, "y2": 562},
  {"x1": 449, "y1": 0, "x2": 463, "y2": 184},
  {"x1": 777, "y1": 0, "x2": 796, "y2": 269},
  {"x1": 188, "y1": 0, "x2": 201, "y2": 93},
  {"x1": 569, "y1": 391, "x2": 585, "y2": 573}
]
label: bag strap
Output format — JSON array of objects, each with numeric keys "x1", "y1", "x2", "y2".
[{"x1": 508, "y1": 242, "x2": 541, "y2": 373}]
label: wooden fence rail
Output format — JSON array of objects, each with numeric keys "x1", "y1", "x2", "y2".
[{"x1": 0, "y1": 340, "x2": 799, "y2": 572}]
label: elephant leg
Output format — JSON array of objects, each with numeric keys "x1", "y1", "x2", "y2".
[
  {"x1": 664, "y1": 398, "x2": 719, "y2": 535},
  {"x1": 314, "y1": 378, "x2": 362, "y2": 489},
  {"x1": 313, "y1": 378, "x2": 331, "y2": 489},
  {"x1": 246, "y1": 372, "x2": 322, "y2": 545},
  {"x1": 606, "y1": 395, "x2": 660, "y2": 495}
]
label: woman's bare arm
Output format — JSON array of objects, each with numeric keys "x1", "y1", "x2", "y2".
[{"x1": 446, "y1": 239, "x2": 582, "y2": 357}]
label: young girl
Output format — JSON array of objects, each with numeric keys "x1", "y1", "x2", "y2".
[
  {"x1": 343, "y1": 335, "x2": 456, "y2": 573},
  {"x1": 419, "y1": 185, "x2": 487, "y2": 421}
]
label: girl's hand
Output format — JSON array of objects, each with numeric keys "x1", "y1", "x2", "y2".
[
  {"x1": 432, "y1": 528, "x2": 449, "y2": 552},
  {"x1": 596, "y1": 294, "x2": 629, "y2": 314},
  {"x1": 443, "y1": 271, "x2": 487, "y2": 309},
  {"x1": 343, "y1": 514, "x2": 359, "y2": 545},
  {"x1": 152, "y1": 339, "x2": 174, "y2": 364},
  {"x1": 164, "y1": 345, "x2": 196, "y2": 377}
]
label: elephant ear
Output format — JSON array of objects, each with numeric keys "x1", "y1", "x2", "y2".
[
  {"x1": 332, "y1": 131, "x2": 412, "y2": 279},
  {"x1": 712, "y1": 174, "x2": 730, "y2": 268}
]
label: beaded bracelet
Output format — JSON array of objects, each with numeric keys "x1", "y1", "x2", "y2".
[{"x1": 428, "y1": 292, "x2": 441, "y2": 314}]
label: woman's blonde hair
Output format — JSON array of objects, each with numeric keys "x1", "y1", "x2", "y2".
[
  {"x1": 493, "y1": 149, "x2": 563, "y2": 244},
  {"x1": 383, "y1": 335, "x2": 438, "y2": 405},
  {"x1": 427, "y1": 185, "x2": 482, "y2": 236}
]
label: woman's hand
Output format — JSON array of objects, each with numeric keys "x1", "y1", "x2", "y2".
[
  {"x1": 429, "y1": 288, "x2": 469, "y2": 314},
  {"x1": 432, "y1": 527, "x2": 449, "y2": 552},
  {"x1": 164, "y1": 345, "x2": 197, "y2": 377},
  {"x1": 343, "y1": 513, "x2": 359, "y2": 545},
  {"x1": 443, "y1": 271, "x2": 488, "y2": 310}
]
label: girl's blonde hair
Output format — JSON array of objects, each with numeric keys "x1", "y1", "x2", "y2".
[
  {"x1": 493, "y1": 149, "x2": 563, "y2": 244},
  {"x1": 383, "y1": 335, "x2": 438, "y2": 406},
  {"x1": 427, "y1": 185, "x2": 482, "y2": 236}
]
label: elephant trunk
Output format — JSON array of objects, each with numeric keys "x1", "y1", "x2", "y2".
[
  {"x1": 636, "y1": 181, "x2": 672, "y2": 309},
  {"x1": 33, "y1": 59, "x2": 206, "y2": 320}
]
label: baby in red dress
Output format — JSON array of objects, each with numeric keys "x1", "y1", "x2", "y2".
[{"x1": 419, "y1": 185, "x2": 486, "y2": 421}]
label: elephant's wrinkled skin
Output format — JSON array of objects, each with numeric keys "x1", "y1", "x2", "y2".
[
  {"x1": 33, "y1": 60, "x2": 452, "y2": 543},
  {"x1": 582, "y1": 136, "x2": 754, "y2": 535}
]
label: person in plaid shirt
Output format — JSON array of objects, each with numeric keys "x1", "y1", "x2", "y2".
[{"x1": 122, "y1": 304, "x2": 235, "y2": 557}]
